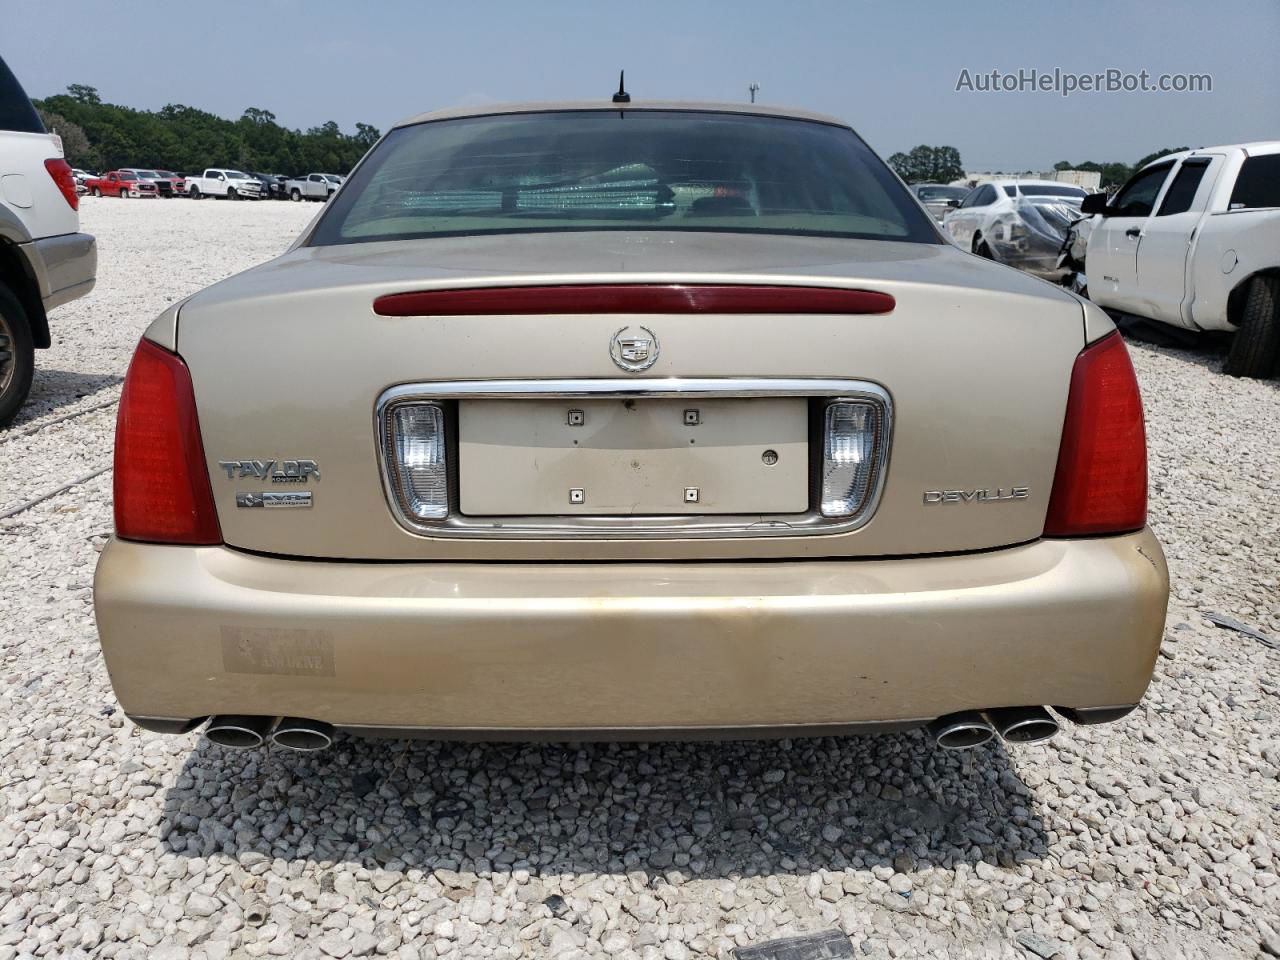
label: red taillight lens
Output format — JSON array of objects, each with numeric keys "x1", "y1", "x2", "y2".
[
  {"x1": 43, "y1": 158, "x2": 79, "y2": 210},
  {"x1": 113, "y1": 338, "x2": 222, "y2": 545},
  {"x1": 1044, "y1": 331, "x2": 1147, "y2": 537},
  {"x1": 373, "y1": 284, "x2": 896, "y2": 317}
]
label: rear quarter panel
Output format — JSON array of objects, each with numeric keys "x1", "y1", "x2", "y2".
[
  {"x1": 0, "y1": 131, "x2": 78, "y2": 239},
  {"x1": 1190, "y1": 210, "x2": 1280, "y2": 330}
]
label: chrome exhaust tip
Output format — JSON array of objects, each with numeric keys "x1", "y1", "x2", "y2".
[
  {"x1": 204, "y1": 715, "x2": 275, "y2": 749},
  {"x1": 927, "y1": 710, "x2": 996, "y2": 750},
  {"x1": 987, "y1": 706, "x2": 1060, "y2": 744},
  {"x1": 270, "y1": 717, "x2": 334, "y2": 752}
]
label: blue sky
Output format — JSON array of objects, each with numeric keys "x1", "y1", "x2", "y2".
[{"x1": 8, "y1": 0, "x2": 1278, "y2": 170}]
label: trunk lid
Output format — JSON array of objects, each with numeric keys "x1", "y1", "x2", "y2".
[{"x1": 177, "y1": 231, "x2": 1086, "y2": 561}]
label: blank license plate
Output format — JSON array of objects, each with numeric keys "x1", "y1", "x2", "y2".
[{"x1": 458, "y1": 398, "x2": 808, "y2": 515}]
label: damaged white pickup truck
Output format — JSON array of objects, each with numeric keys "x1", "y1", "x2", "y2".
[{"x1": 1082, "y1": 142, "x2": 1280, "y2": 378}]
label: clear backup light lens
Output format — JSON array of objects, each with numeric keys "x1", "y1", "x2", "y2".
[
  {"x1": 821, "y1": 401, "x2": 880, "y2": 518},
  {"x1": 386, "y1": 403, "x2": 448, "y2": 520}
]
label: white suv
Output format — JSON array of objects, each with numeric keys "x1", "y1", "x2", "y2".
[{"x1": 0, "y1": 56, "x2": 97, "y2": 426}]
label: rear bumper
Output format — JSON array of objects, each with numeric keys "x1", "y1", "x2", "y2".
[
  {"x1": 28, "y1": 232, "x2": 96, "y2": 311},
  {"x1": 94, "y1": 529, "x2": 1169, "y2": 737}
]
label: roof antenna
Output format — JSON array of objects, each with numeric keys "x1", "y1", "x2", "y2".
[{"x1": 612, "y1": 70, "x2": 631, "y2": 104}]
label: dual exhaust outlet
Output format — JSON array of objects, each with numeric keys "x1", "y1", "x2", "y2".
[
  {"x1": 203, "y1": 715, "x2": 334, "y2": 752},
  {"x1": 205, "y1": 706, "x2": 1058, "y2": 753},
  {"x1": 927, "y1": 705, "x2": 1060, "y2": 750}
]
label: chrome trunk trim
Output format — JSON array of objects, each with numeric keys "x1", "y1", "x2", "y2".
[{"x1": 375, "y1": 377, "x2": 892, "y2": 539}]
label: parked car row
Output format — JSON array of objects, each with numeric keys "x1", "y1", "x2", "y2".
[
  {"x1": 927, "y1": 141, "x2": 1280, "y2": 380},
  {"x1": 73, "y1": 167, "x2": 346, "y2": 200}
]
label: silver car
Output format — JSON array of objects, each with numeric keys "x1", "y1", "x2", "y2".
[{"x1": 909, "y1": 183, "x2": 969, "y2": 223}]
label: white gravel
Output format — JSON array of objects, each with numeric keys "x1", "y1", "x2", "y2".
[{"x1": 1, "y1": 198, "x2": 1278, "y2": 960}]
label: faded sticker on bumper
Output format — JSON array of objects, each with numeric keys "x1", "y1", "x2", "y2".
[{"x1": 220, "y1": 626, "x2": 336, "y2": 677}]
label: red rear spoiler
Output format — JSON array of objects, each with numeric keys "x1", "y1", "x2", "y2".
[{"x1": 373, "y1": 284, "x2": 896, "y2": 317}]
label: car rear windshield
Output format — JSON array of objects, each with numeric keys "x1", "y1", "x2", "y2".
[
  {"x1": 309, "y1": 110, "x2": 940, "y2": 246},
  {"x1": 0, "y1": 57, "x2": 44, "y2": 134}
]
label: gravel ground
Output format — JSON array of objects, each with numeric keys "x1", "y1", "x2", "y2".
[{"x1": 1, "y1": 198, "x2": 1277, "y2": 960}]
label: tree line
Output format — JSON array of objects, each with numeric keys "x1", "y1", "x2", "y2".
[
  {"x1": 889, "y1": 143, "x2": 1190, "y2": 190},
  {"x1": 33, "y1": 84, "x2": 380, "y2": 175},
  {"x1": 1051, "y1": 148, "x2": 1189, "y2": 190}
]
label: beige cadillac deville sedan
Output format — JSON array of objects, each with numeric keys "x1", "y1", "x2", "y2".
[{"x1": 94, "y1": 101, "x2": 1169, "y2": 752}]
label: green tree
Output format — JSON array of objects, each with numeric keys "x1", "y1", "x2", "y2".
[
  {"x1": 35, "y1": 109, "x2": 92, "y2": 165},
  {"x1": 1049, "y1": 149, "x2": 1188, "y2": 191},
  {"x1": 66, "y1": 83, "x2": 101, "y2": 104},
  {"x1": 1099, "y1": 163, "x2": 1133, "y2": 188},
  {"x1": 95, "y1": 127, "x2": 139, "y2": 170},
  {"x1": 887, "y1": 145, "x2": 965, "y2": 184},
  {"x1": 242, "y1": 107, "x2": 277, "y2": 125},
  {"x1": 354, "y1": 122, "x2": 381, "y2": 148}
]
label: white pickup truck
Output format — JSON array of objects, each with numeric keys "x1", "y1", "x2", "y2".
[
  {"x1": 185, "y1": 168, "x2": 262, "y2": 201},
  {"x1": 285, "y1": 173, "x2": 344, "y2": 201},
  {"x1": 1082, "y1": 141, "x2": 1280, "y2": 378}
]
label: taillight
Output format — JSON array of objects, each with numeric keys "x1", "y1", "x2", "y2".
[
  {"x1": 1044, "y1": 331, "x2": 1147, "y2": 537},
  {"x1": 113, "y1": 338, "x2": 222, "y2": 545},
  {"x1": 43, "y1": 158, "x2": 79, "y2": 211}
]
